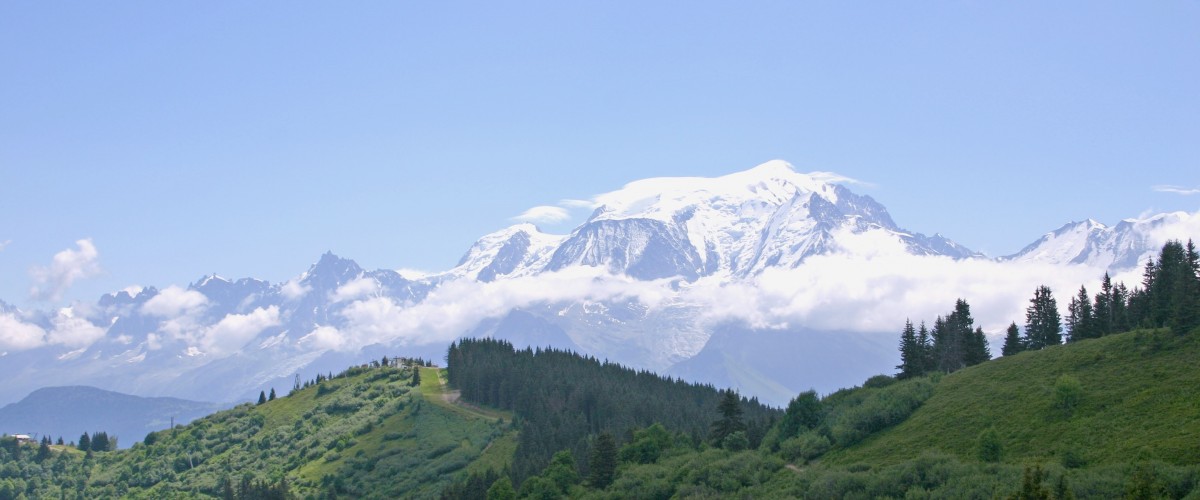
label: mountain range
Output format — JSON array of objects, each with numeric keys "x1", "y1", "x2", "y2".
[{"x1": 0, "y1": 160, "x2": 1191, "y2": 409}]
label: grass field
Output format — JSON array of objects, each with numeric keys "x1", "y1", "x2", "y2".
[{"x1": 829, "y1": 327, "x2": 1200, "y2": 466}]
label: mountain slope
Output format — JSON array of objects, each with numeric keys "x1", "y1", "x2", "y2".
[
  {"x1": 829, "y1": 327, "x2": 1200, "y2": 466},
  {"x1": 0, "y1": 386, "x2": 225, "y2": 449}
]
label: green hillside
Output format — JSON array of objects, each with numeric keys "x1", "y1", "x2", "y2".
[
  {"x1": 0, "y1": 362, "x2": 515, "y2": 499},
  {"x1": 832, "y1": 327, "x2": 1200, "y2": 467}
]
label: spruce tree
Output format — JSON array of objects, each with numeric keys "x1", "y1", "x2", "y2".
[
  {"x1": 268, "y1": 388, "x2": 276, "y2": 401},
  {"x1": 588, "y1": 433, "x2": 617, "y2": 489},
  {"x1": 964, "y1": 326, "x2": 991, "y2": 366},
  {"x1": 916, "y1": 321, "x2": 934, "y2": 373},
  {"x1": 709, "y1": 389, "x2": 746, "y2": 446},
  {"x1": 411, "y1": 367, "x2": 422, "y2": 387},
  {"x1": 1024, "y1": 285, "x2": 1061, "y2": 350},
  {"x1": 78, "y1": 432, "x2": 90, "y2": 451},
  {"x1": 1094, "y1": 273, "x2": 1114, "y2": 336},
  {"x1": 896, "y1": 319, "x2": 924, "y2": 379},
  {"x1": 1002, "y1": 322, "x2": 1024, "y2": 356},
  {"x1": 257, "y1": 391, "x2": 267, "y2": 405},
  {"x1": 1066, "y1": 285, "x2": 1094, "y2": 342}
]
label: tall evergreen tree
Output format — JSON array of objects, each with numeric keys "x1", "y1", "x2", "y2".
[
  {"x1": 1024, "y1": 285, "x2": 1061, "y2": 350},
  {"x1": 916, "y1": 321, "x2": 934, "y2": 374},
  {"x1": 268, "y1": 388, "x2": 276, "y2": 401},
  {"x1": 257, "y1": 391, "x2": 267, "y2": 405},
  {"x1": 411, "y1": 366, "x2": 422, "y2": 387},
  {"x1": 78, "y1": 432, "x2": 90, "y2": 452},
  {"x1": 896, "y1": 319, "x2": 924, "y2": 379},
  {"x1": 1093, "y1": 273, "x2": 1115, "y2": 336},
  {"x1": 964, "y1": 326, "x2": 991, "y2": 366},
  {"x1": 1066, "y1": 285, "x2": 1095, "y2": 342},
  {"x1": 710, "y1": 389, "x2": 746, "y2": 446},
  {"x1": 1001, "y1": 322, "x2": 1024, "y2": 356},
  {"x1": 587, "y1": 433, "x2": 617, "y2": 489}
]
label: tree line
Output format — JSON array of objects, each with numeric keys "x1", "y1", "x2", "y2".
[{"x1": 900, "y1": 239, "x2": 1200, "y2": 375}]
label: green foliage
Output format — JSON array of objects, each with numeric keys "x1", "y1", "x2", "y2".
[
  {"x1": 618, "y1": 423, "x2": 672, "y2": 464},
  {"x1": 977, "y1": 428, "x2": 1002, "y2": 463},
  {"x1": 778, "y1": 390, "x2": 822, "y2": 441},
  {"x1": 446, "y1": 338, "x2": 778, "y2": 482},
  {"x1": 1053, "y1": 374, "x2": 1083, "y2": 417},
  {"x1": 588, "y1": 433, "x2": 617, "y2": 489},
  {"x1": 1026, "y1": 285, "x2": 1063, "y2": 350},
  {"x1": 486, "y1": 476, "x2": 516, "y2": 500},
  {"x1": 709, "y1": 389, "x2": 746, "y2": 447},
  {"x1": 778, "y1": 431, "x2": 831, "y2": 463},
  {"x1": 823, "y1": 376, "x2": 937, "y2": 448},
  {"x1": 831, "y1": 328, "x2": 1200, "y2": 467}
]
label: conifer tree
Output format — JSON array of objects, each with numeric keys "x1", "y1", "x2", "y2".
[
  {"x1": 964, "y1": 326, "x2": 991, "y2": 366},
  {"x1": 1002, "y1": 322, "x2": 1024, "y2": 356},
  {"x1": 257, "y1": 391, "x2": 267, "y2": 405},
  {"x1": 587, "y1": 433, "x2": 617, "y2": 489},
  {"x1": 1094, "y1": 273, "x2": 1114, "y2": 336},
  {"x1": 268, "y1": 388, "x2": 276, "y2": 401},
  {"x1": 779, "y1": 390, "x2": 822, "y2": 440},
  {"x1": 916, "y1": 321, "x2": 934, "y2": 373},
  {"x1": 1024, "y1": 285, "x2": 1061, "y2": 350},
  {"x1": 78, "y1": 432, "x2": 90, "y2": 451},
  {"x1": 896, "y1": 319, "x2": 924, "y2": 379},
  {"x1": 411, "y1": 367, "x2": 422, "y2": 387},
  {"x1": 1067, "y1": 285, "x2": 1095, "y2": 342},
  {"x1": 709, "y1": 389, "x2": 746, "y2": 446}
]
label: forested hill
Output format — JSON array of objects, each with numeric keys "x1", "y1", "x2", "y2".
[{"x1": 446, "y1": 338, "x2": 781, "y2": 483}]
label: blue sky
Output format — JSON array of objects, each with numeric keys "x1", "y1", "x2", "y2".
[{"x1": 1, "y1": 2, "x2": 1197, "y2": 308}]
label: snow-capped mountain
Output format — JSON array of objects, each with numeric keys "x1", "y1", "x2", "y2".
[
  {"x1": 1002, "y1": 212, "x2": 1194, "y2": 270},
  {"x1": 0, "y1": 160, "x2": 1193, "y2": 410},
  {"x1": 451, "y1": 161, "x2": 980, "y2": 282}
]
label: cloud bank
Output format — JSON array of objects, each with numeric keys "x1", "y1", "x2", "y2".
[{"x1": 512, "y1": 205, "x2": 572, "y2": 224}]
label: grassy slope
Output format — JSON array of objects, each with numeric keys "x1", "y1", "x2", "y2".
[
  {"x1": 85, "y1": 364, "x2": 514, "y2": 499},
  {"x1": 829, "y1": 328, "x2": 1200, "y2": 466}
]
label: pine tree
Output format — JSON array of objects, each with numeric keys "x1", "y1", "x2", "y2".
[
  {"x1": 587, "y1": 433, "x2": 617, "y2": 489},
  {"x1": 257, "y1": 391, "x2": 267, "y2": 405},
  {"x1": 896, "y1": 319, "x2": 924, "y2": 379},
  {"x1": 1066, "y1": 285, "x2": 1094, "y2": 342},
  {"x1": 78, "y1": 432, "x2": 90, "y2": 451},
  {"x1": 1002, "y1": 322, "x2": 1024, "y2": 356},
  {"x1": 709, "y1": 389, "x2": 746, "y2": 446},
  {"x1": 1024, "y1": 285, "x2": 1061, "y2": 350},
  {"x1": 964, "y1": 326, "x2": 991, "y2": 366},
  {"x1": 916, "y1": 321, "x2": 934, "y2": 373},
  {"x1": 268, "y1": 388, "x2": 276, "y2": 401},
  {"x1": 411, "y1": 367, "x2": 422, "y2": 387},
  {"x1": 1094, "y1": 273, "x2": 1114, "y2": 336}
]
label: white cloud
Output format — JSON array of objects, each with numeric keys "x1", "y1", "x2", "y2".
[
  {"x1": 280, "y1": 279, "x2": 311, "y2": 301},
  {"x1": 1144, "y1": 211, "x2": 1200, "y2": 248},
  {"x1": 329, "y1": 277, "x2": 379, "y2": 303},
  {"x1": 141, "y1": 286, "x2": 208, "y2": 317},
  {"x1": 199, "y1": 306, "x2": 281, "y2": 356},
  {"x1": 29, "y1": 239, "x2": 101, "y2": 301},
  {"x1": 1153, "y1": 185, "x2": 1200, "y2": 196},
  {"x1": 46, "y1": 308, "x2": 107, "y2": 347},
  {"x1": 512, "y1": 205, "x2": 572, "y2": 224},
  {"x1": 560, "y1": 199, "x2": 600, "y2": 209},
  {"x1": 0, "y1": 240, "x2": 10, "y2": 252},
  {"x1": 0, "y1": 313, "x2": 47, "y2": 351},
  {"x1": 683, "y1": 229, "x2": 1101, "y2": 336},
  {"x1": 809, "y1": 171, "x2": 866, "y2": 186},
  {"x1": 299, "y1": 325, "x2": 345, "y2": 351}
]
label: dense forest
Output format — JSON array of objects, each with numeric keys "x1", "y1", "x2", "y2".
[{"x1": 444, "y1": 338, "x2": 780, "y2": 484}]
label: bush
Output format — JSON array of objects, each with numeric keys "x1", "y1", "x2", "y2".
[
  {"x1": 1054, "y1": 375, "x2": 1083, "y2": 417},
  {"x1": 976, "y1": 428, "x2": 1002, "y2": 463},
  {"x1": 779, "y1": 432, "x2": 832, "y2": 463}
]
